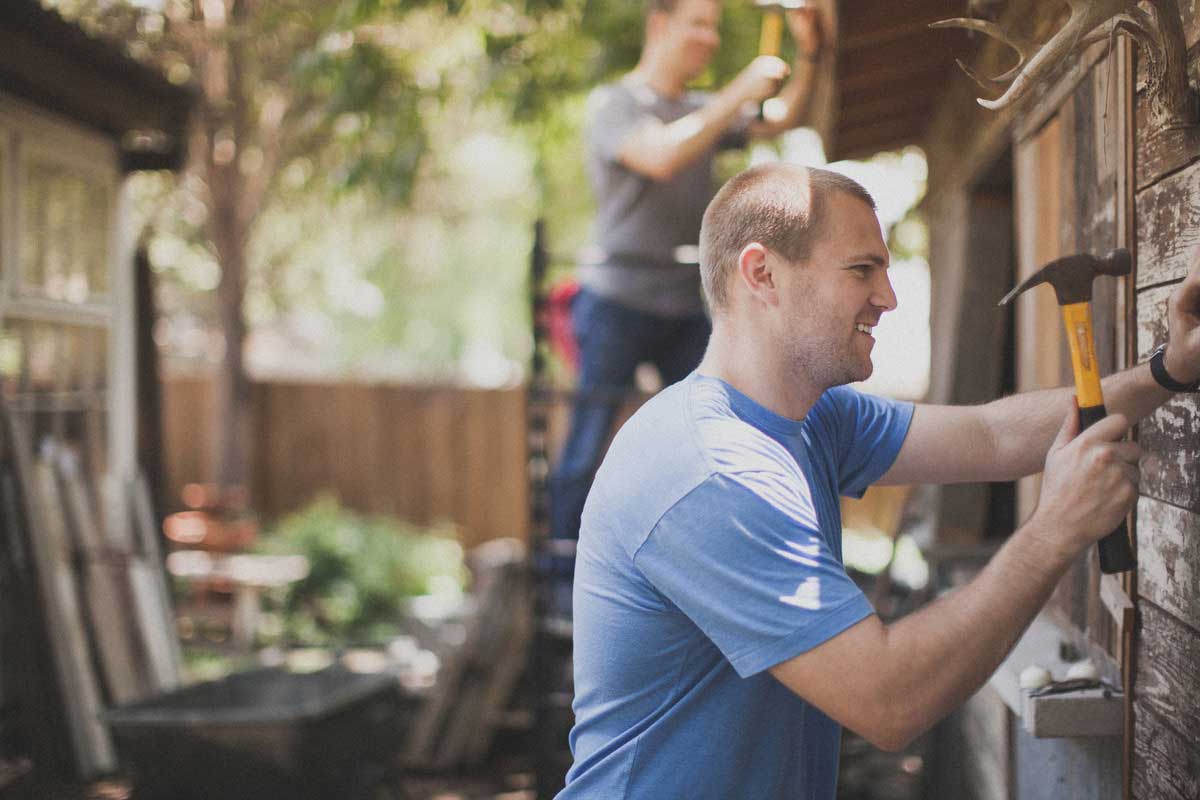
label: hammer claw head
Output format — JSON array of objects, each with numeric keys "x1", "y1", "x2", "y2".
[
  {"x1": 998, "y1": 272, "x2": 1044, "y2": 306},
  {"x1": 998, "y1": 248, "x2": 1132, "y2": 306}
]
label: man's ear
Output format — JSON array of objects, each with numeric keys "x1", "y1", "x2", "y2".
[{"x1": 736, "y1": 243, "x2": 777, "y2": 306}]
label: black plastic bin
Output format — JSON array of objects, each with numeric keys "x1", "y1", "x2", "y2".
[{"x1": 103, "y1": 665, "x2": 414, "y2": 800}]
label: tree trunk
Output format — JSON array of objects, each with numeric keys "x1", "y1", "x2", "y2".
[
  {"x1": 197, "y1": 0, "x2": 255, "y2": 494},
  {"x1": 208, "y1": 163, "x2": 251, "y2": 491},
  {"x1": 213, "y1": 236, "x2": 250, "y2": 491}
]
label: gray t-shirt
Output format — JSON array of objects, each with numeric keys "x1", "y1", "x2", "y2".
[{"x1": 582, "y1": 78, "x2": 750, "y2": 317}]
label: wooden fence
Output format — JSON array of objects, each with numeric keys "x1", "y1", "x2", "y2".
[{"x1": 162, "y1": 375, "x2": 642, "y2": 549}]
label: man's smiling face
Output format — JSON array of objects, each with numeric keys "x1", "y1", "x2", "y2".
[
  {"x1": 657, "y1": 0, "x2": 722, "y2": 82},
  {"x1": 773, "y1": 190, "x2": 897, "y2": 388}
]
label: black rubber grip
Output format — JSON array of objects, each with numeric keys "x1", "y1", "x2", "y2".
[{"x1": 1077, "y1": 403, "x2": 1137, "y2": 574}]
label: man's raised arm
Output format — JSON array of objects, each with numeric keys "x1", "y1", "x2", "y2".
[
  {"x1": 878, "y1": 254, "x2": 1200, "y2": 487},
  {"x1": 618, "y1": 57, "x2": 787, "y2": 181}
]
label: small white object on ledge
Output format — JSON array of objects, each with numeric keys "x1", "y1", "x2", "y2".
[
  {"x1": 1019, "y1": 665, "x2": 1053, "y2": 690},
  {"x1": 1065, "y1": 660, "x2": 1099, "y2": 681}
]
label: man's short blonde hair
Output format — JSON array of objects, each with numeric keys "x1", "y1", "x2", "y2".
[{"x1": 699, "y1": 164, "x2": 876, "y2": 311}]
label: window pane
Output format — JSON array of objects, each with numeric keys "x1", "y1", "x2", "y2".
[
  {"x1": 21, "y1": 161, "x2": 110, "y2": 304},
  {"x1": 0, "y1": 319, "x2": 109, "y2": 485}
]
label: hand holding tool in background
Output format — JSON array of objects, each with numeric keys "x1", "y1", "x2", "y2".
[
  {"x1": 752, "y1": 1, "x2": 823, "y2": 122},
  {"x1": 754, "y1": 0, "x2": 822, "y2": 59}
]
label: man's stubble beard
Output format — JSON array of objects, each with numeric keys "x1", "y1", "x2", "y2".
[{"x1": 779, "y1": 293, "x2": 873, "y2": 391}]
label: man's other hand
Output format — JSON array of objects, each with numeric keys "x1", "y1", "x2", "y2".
[
  {"x1": 1164, "y1": 247, "x2": 1200, "y2": 384},
  {"x1": 734, "y1": 55, "x2": 790, "y2": 104},
  {"x1": 786, "y1": 6, "x2": 823, "y2": 59}
]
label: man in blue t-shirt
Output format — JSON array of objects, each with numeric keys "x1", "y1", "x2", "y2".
[{"x1": 559, "y1": 163, "x2": 1200, "y2": 799}]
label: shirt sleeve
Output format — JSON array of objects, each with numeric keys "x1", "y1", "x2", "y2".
[
  {"x1": 586, "y1": 84, "x2": 653, "y2": 165},
  {"x1": 633, "y1": 472, "x2": 875, "y2": 678},
  {"x1": 716, "y1": 107, "x2": 753, "y2": 151},
  {"x1": 823, "y1": 387, "x2": 915, "y2": 498}
]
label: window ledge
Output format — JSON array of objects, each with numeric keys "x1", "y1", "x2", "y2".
[{"x1": 987, "y1": 610, "x2": 1124, "y2": 738}]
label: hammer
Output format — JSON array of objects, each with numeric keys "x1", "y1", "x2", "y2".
[
  {"x1": 754, "y1": 0, "x2": 812, "y2": 58},
  {"x1": 999, "y1": 248, "x2": 1137, "y2": 574}
]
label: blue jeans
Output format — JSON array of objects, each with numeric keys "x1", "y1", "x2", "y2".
[{"x1": 549, "y1": 289, "x2": 711, "y2": 545}]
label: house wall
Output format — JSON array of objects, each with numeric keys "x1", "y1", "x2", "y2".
[
  {"x1": 920, "y1": 2, "x2": 1142, "y2": 797},
  {"x1": 1126, "y1": 6, "x2": 1200, "y2": 796}
]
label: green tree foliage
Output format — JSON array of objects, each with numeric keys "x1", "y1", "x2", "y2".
[{"x1": 43, "y1": 0, "x2": 775, "y2": 475}]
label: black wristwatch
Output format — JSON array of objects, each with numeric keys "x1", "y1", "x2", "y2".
[{"x1": 1149, "y1": 343, "x2": 1200, "y2": 392}]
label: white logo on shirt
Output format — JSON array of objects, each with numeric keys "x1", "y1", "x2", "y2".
[
  {"x1": 773, "y1": 537, "x2": 822, "y2": 568},
  {"x1": 780, "y1": 577, "x2": 822, "y2": 610}
]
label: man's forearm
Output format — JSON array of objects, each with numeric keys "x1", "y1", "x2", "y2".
[
  {"x1": 626, "y1": 82, "x2": 755, "y2": 181},
  {"x1": 756, "y1": 59, "x2": 816, "y2": 134},
  {"x1": 875, "y1": 517, "x2": 1073, "y2": 746},
  {"x1": 980, "y1": 360, "x2": 1170, "y2": 480},
  {"x1": 1101, "y1": 360, "x2": 1173, "y2": 425}
]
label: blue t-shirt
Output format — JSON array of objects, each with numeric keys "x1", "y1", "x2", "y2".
[{"x1": 558, "y1": 373, "x2": 914, "y2": 800}]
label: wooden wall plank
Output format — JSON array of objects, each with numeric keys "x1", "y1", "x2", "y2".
[
  {"x1": 1132, "y1": 706, "x2": 1200, "y2": 800},
  {"x1": 1132, "y1": 3, "x2": 1200, "y2": 187},
  {"x1": 1135, "y1": 496, "x2": 1200, "y2": 626},
  {"x1": 1014, "y1": 114, "x2": 1068, "y2": 527},
  {"x1": 1134, "y1": 602, "x2": 1200, "y2": 748},
  {"x1": 1069, "y1": 64, "x2": 1125, "y2": 656},
  {"x1": 1136, "y1": 283, "x2": 1200, "y2": 512},
  {"x1": 1135, "y1": 161, "x2": 1200, "y2": 289}
]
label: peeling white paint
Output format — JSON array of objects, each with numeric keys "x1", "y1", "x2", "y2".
[{"x1": 1137, "y1": 497, "x2": 1200, "y2": 625}]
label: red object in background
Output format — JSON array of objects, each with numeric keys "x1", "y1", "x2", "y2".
[
  {"x1": 164, "y1": 483, "x2": 258, "y2": 552},
  {"x1": 543, "y1": 279, "x2": 580, "y2": 372},
  {"x1": 163, "y1": 511, "x2": 258, "y2": 551}
]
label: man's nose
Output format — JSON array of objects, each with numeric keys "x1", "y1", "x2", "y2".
[{"x1": 873, "y1": 272, "x2": 898, "y2": 312}]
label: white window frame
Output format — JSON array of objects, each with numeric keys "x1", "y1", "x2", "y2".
[{"x1": 0, "y1": 90, "x2": 137, "y2": 488}]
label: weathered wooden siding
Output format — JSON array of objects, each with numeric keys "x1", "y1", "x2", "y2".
[
  {"x1": 922, "y1": 4, "x2": 1136, "y2": 796},
  {"x1": 1128, "y1": 6, "x2": 1200, "y2": 790}
]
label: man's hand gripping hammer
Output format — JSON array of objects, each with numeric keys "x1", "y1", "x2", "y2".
[{"x1": 999, "y1": 249, "x2": 1137, "y2": 574}]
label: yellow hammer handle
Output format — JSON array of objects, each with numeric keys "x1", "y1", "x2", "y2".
[
  {"x1": 1062, "y1": 302, "x2": 1105, "y2": 408},
  {"x1": 759, "y1": 11, "x2": 784, "y2": 57}
]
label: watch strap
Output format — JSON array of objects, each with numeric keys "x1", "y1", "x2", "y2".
[{"x1": 1150, "y1": 344, "x2": 1200, "y2": 392}]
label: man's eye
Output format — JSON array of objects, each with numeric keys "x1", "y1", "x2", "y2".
[{"x1": 850, "y1": 265, "x2": 870, "y2": 276}]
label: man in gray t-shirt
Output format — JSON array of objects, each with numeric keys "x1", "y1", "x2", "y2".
[{"x1": 549, "y1": 0, "x2": 825, "y2": 553}]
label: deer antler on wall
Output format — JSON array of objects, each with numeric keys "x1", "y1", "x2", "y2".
[{"x1": 932, "y1": 0, "x2": 1197, "y2": 130}]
